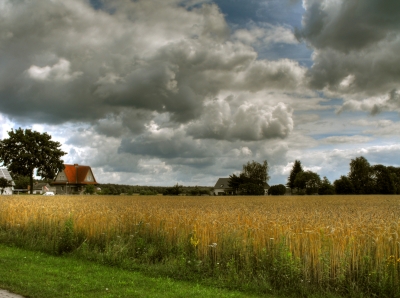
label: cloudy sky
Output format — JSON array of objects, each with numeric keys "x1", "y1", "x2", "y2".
[{"x1": 1, "y1": 0, "x2": 400, "y2": 186}]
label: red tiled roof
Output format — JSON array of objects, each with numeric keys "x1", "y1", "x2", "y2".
[{"x1": 53, "y1": 164, "x2": 97, "y2": 185}]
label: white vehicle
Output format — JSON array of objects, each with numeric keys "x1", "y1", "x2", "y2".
[{"x1": 43, "y1": 191, "x2": 55, "y2": 196}]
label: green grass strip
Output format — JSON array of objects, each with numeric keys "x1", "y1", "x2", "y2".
[{"x1": 0, "y1": 244, "x2": 266, "y2": 298}]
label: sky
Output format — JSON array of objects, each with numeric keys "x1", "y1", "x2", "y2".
[{"x1": 1, "y1": 0, "x2": 400, "y2": 187}]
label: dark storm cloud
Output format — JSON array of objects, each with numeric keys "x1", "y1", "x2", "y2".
[
  {"x1": 92, "y1": 110, "x2": 154, "y2": 137},
  {"x1": 337, "y1": 89, "x2": 400, "y2": 115},
  {"x1": 297, "y1": 0, "x2": 400, "y2": 52},
  {"x1": 0, "y1": 0, "x2": 304, "y2": 132},
  {"x1": 118, "y1": 129, "x2": 210, "y2": 159},
  {"x1": 295, "y1": 0, "x2": 400, "y2": 102},
  {"x1": 307, "y1": 44, "x2": 400, "y2": 94}
]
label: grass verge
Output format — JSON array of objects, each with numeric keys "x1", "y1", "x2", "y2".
[{"x1": 0, "y1": 244, "x2": 267, "y2": 298}]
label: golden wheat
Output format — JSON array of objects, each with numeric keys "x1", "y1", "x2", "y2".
[{"x1": 1, "y1": 195, "x2": 399, "y2": 284}]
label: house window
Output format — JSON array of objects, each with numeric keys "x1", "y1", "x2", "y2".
[{"x1": 220, "y1": 184, "x2": 224, "y2": 187}]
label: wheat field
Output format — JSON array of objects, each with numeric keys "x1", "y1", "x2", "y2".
[{"x1": 1, "y1": 194, "x2": 399, "y2": 294}]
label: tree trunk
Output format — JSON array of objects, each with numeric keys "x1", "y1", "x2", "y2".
[{"x1": 30, "y1": 170, "x2": 34, "y2": 194}]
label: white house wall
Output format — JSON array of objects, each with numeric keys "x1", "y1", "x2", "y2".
[
  {"x1": 1, "y1": 187, "x2": 13, "y2": 195},
  {"x1": 55, "y1": 170, "x2": 67, "y2": 181},
  {"x1": 85, "y1": 170, "x2": 94, "y2": 182}
]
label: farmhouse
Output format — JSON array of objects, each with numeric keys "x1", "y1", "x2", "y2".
[
  {"x1": 213, "y1": 177, "x2": 270, "y2": 195},
  {"x1": 213, "y1": 178, "x2": 233, "y2": 195},
  {"x1": 0, "y1": 168, "x2": 14, "y2": 195},
  {"x1": 51, "y1": 164, "x2": 98, "y2": 194}
]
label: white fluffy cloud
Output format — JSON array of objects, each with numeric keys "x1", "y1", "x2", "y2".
[
  {"x1": 233, "y1": 23, "x2": 298, "y2": 46},
  {"x1": 187, "y1": 100, "x2": 293, "y2": 140},
  {"x1": 27, "y1": 59, "x2": 82, "y2": 82}
]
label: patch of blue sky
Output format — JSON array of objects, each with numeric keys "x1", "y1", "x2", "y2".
[
  {"x1": 297, "y1": 115, "x2": 369, "y2": 137},
  {"x1": 213, "y1": 0, "x2": 304, "y2": 28},
  {"x1": 214, "y1": 0, "x2": 312, "y2": 64},
  {"x1": 337, "y1": 111, "x2": 400, "y2": 123},
  {"x1": 310, "y1": 133, "x2": 374, "y2": 141},
  {"x1": 89, "y1": 0, "x2": 102, "y2": 10},
  {"x1": 318, "y1": 98, "x2": 343, "y2": 106},
  {"x1": 256, "y1": 42, "x2": 313, "y2": 66},
  {"x1": 88, "y1": 0, "x2": 117, "y2": 14},
  {"x1": 374, "y1": 111, "x2": 400, "y2": 122}
]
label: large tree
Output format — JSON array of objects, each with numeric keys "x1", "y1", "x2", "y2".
[
  {"x1": 348, "y1": 156, "x2": 373, "y2": 194},
  {"x1": 318, "y1": 176, "x2": 335, "y2": 195},
  {"x1": 287, "y1": 160, "x2": 303, "y2": 193},
  {"x1": 387, "y1": 166, "x2": 400, "y2": 194},
  {"x1": 0, "y1": 128, "x2": 66, "y2": 194},
  {"x1": 294, "y1": 170, "x2": 321, "y2": 195},
  {"x1": 371, "y1": 164, "x2": 396, "y2": 194},
  {"x1": 228, "y1": 173, "x2": 242, "y2": 195},
  {"x1": 227, "y1": 160, "x2": 270, "y2": 196},
  {"x1": 241, "y1": 160, "x2": 270, "y2": 186}
]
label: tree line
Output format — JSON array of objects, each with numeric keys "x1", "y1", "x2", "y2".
[
  {"x1": 100, "y1": 184, "x2": 211, "y2": 196},
  {"x1": 271, "y1": 156, "x2": 400, "y2": 195}
]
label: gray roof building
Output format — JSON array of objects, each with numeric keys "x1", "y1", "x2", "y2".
[
  {"x1": 0, "y1": 168, "x2": 13, "y2": 181},
  {"x1": 0, "y1": 168, "x2": 14, "y2": 195}
]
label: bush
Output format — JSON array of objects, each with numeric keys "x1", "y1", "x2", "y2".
[
  {"x1": 84, "y1": 185, "x2": 95, "y2": 195},
  {"x1": 163, "y1": 184, "x2": 183, "y2": 196},
  {"x1": 238, "y1": 183, "x2": 265, "y2": 195},
  {"x1": 269, "y1": 184, "x2": 287, "y2": 195},
  {"x1": 140, "y1": 190, "x2": 157, "y2": 195}
]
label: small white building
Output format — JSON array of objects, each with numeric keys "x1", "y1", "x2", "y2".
[{"x1": 0, "y1": 168, "x2": 14, "y2": 195}]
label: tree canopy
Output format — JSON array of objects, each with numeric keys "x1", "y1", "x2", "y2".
[
  {"x1": 348, "y1": 156, "x2": 374, "y2": 194},
  {"x1": 318, "y1": 176, "x2": 335, "y2": 195},
  {"x1": 371, "y1": 164, "x2": 396, "y2": 194},
  {"x1": 287, "y1": 160, "x2": 303, "y2": 192},
  {"x1": 228, "y1": 173, "x2": 242, "y2": 195},
  {"x1": 334, "y1": 176, "x2": 355, "y2": 194},
  {"x1": 294, "y1": 170, "x2": 321, "y2": 195},
  {"x1": 227, "y1": 160, "x2": 269, "y2": 195},
  {"x1": 242, "y1": 160, "x2": 270, "y2": 186},
  {"x1": 0, "y1": 128, "x2": 66, "y2": 194}
]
